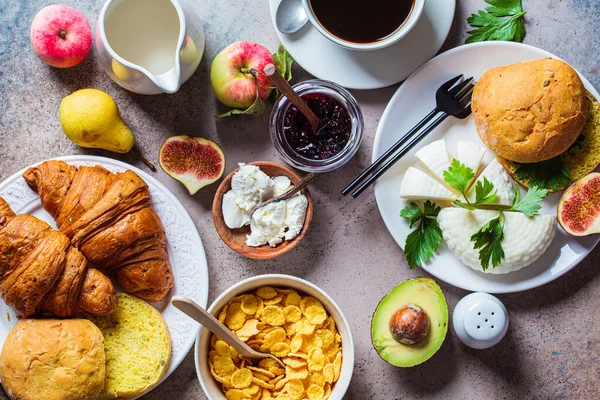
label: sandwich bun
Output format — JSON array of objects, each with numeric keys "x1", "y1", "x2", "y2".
[
  {"x1": 472, "y1": 58, "x2": 587, "y2": 163},
  {"x1": 499, "y1": 90, "x2": 600, "y2": 192}
]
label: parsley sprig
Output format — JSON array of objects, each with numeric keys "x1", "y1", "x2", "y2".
[
  {"x1": 471, "y1": 212, "x2": 506, "y2": 271},
  {"x1": 400, "y1": 201, "x2": 443, "y2": 269},
  {"x1": 469, "y1": 183, "x2": 548, "y2": 270},
  {"x1": 443, "y1": 159, "x2": 497, "y2": 210},
  {"x1": 466, "y1": 0, "x2": 527, "y2": 44},
  {"x1": 509, "y1": 183, "x2": 548, "y2": 216},
  {"x1": 513, "y1": 133, "x2": 584, "y2": 191},
  {"x1": 515, "y1": 158, "x2": 571, "y2": 192}
]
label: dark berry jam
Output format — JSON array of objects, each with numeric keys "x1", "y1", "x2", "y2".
[{"x1": 283, "y1": 93, "x2": 351, "y2": 160}]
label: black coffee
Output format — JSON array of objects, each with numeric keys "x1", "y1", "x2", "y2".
[{"x1": 309, "y1": 0, "x2": 415, "y2": 44}]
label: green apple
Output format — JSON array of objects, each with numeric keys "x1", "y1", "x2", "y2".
[{"x1": 210, "y1": 41, "x2": 274, "y2": 109}]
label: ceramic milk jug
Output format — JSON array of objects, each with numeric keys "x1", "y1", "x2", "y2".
[{"x1": 95, "y1": 0, "x2": 205, "y2": 94}]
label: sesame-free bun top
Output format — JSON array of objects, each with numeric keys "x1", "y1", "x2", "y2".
[
  {"x1": 499, "y1": 90, "x2": 600, "y2": 192},
  {"x1": 472, "y1": 58, "x2": 587, "y2": 163},
  {"x1": 0, "y1": 319, "x2": 105, "y2": 400}
]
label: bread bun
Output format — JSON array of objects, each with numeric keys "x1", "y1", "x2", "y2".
[
  {"x1": 0, "y1": 319, "x2": 105, "y2": 400},
  {"x1": 90, "y1": 293, "x2": 171, "y2": 399},
  {"x1": 472, "y1": 58, "x2": 587, "y2": 163},
  {"x1": 499, "y1": 90, "x2": 600, "y2": 192}
]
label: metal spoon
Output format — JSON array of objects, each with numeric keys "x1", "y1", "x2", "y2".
[
  {"x1": 171, "y1": 296, "x2": 286, "y2": 368},
  {"x1": 251, "y1": 172, "x2": 319, "y2": 218},
  {"x1": 275, "y1": 0, "x2": 308, "y2": 34}
]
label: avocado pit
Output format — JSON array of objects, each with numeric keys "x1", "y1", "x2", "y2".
[{"x1": 389, "y1": 304, "x2": 430, "y2": 345}]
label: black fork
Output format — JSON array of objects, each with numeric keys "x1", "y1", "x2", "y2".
[{"x1": 342, "y1": 75, "x2": 475, "y2": 198}]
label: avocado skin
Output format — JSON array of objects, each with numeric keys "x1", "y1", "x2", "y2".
[{"x1": 371, "y1": 277, "x2": 448, "y2": 368}]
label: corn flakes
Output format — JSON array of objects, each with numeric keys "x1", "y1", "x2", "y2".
[
  {"x1": 231, "y1": 368, "x2": 253, "y2": 389},
  {"x1": 241, "y1": 295, "x2": 259, "y2": 315},
  {"x1": 256, "y1": 286, "x2": 278, "y2": 300},
  {"x1": 262, "y1": 306, "x2": 286, "y2": 326},
  {"x1": 208, "y1": 287, "x2": 343, "y2": 400},
  {"x1": 307, "y1": 384, "x2": 325, "y2": 400},
  {"x1": 226, "y1": 303, "x2": 247, "y2": 331}
]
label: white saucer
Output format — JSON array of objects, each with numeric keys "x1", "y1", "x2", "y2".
[{"x1": 268, "y1": 0, "x2": 455, "y2": 90}]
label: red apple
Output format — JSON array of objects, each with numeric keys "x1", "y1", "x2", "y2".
[
  {"x1": 30, "y1": 5, "x2": 92, "y2": 68},
  {"x1": 210, "y1": 41, "x2": 274, "y2": 109}
]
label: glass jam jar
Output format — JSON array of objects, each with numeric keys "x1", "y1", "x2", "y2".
[{"x1": 270, "y1": 79, "x2": 364, "y2": 173}]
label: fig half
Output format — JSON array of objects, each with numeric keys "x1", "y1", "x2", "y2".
[
  {"x1": 159, "y1": 136, "x2": 225, "y2": 194},
  {"x1": 558, "y1": 172, "x2": 600, "y2": 236}
]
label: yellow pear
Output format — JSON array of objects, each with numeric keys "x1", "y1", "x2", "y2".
[{"x1": 59, "y1": 89, "x2": 135, "y2": 153}]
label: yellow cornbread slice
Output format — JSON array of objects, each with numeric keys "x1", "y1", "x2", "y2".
[
  {"x1": 563, "y1": 91, "x2": 600, "y2": 181},
  {"x1": 90, "y1": 293, "x2": 171, "y2": 399}
]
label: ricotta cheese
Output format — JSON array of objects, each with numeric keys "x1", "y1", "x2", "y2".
[
  {"x1": 230, "y1": 163, "x2": 274, "y2": 211},
  {"x1": 246, "y1": 200, "x2": 288, "y2": 247},
  {"x1": 272, "y1": 176, "x2": 292, "y2": 196},
  {"x1": 222, "y1": 164, "x2": 308, "y2": 247},
  {"x1": 437, "y1": 208, "x2": 556, "y2": 274},
  {"x1": 222, "y1": 190, "x2": 251, "y2": 229},
  {"x1": 283, "y1": 195, "x2": 309, "y2": 241},
  {"x1": 400, "y1": 167, "x2": 457, "y2": 202}
]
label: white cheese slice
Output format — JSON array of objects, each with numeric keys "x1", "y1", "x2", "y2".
[
  {"x1": 400, "y1": 167, "x2": 457, "y2": 202},
  {"x1": 414, "y1": 139, "x2": 450, "y2": 184},
  {"x1": 456, "y1": 141, "x2": 486, "y2": 190},
  {"x1": 437, "y1": 208, "x2": 556, "y2": 274},
  {"x1": 466, "y1": 159, "x2": 515, "y2": 207}
]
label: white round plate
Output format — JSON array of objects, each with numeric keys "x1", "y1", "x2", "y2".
[
  {"x1": 268, "y1": 0, "x2": 455, "y2": 90},
  {"x1": 373, "y1": 42, "x2": 600, "y2": 293},
  {"x1": 0, "y1": 155, "x2": 209, "y2": 397}
]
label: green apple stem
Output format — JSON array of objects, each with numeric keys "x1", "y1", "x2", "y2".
[
  {"x1": 241, "y1": 67, "x2": 259, "y2": 77},
  {"x1": 239, "y1": 67, "x2": 277, "y2": 93}
]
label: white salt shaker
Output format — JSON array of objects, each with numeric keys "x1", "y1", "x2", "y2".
[{"x1": 453, "y1": 292, "x2": 508, "y2": 349}]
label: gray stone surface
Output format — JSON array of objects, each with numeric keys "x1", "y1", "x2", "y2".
[{"x1": 1, "y1": 0, "x2": 599, "y2": 399}]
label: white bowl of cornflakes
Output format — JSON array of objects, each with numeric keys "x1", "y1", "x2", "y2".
[{"x1": 195, "y1": 274, "x2": 354, "y2": 400}]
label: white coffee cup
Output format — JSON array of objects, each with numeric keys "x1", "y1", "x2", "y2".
[{"x1": 301, "y1": 0, "x2": 426, "y2": 51}]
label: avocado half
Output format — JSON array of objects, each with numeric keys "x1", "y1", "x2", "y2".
[{"x1": 371, "y1": 277, "x2": 448, "y2": 368}]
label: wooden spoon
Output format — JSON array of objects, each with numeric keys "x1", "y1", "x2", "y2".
[
  {"x1": 263, "y1": 63, "x2": 321, "y2": 133},
  {"x1": 171, "y1": 296, "x2": 286, "y2": 368},
  {"x1": 251, "y1": 172, "x2": 319, "y2": 218}
]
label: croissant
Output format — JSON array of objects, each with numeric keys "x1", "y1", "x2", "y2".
[
  {"x1": 23, "y1": 160, "x2": 174, "y2": 302},
  {"x1": 0, "y1": 197, "x2": 116, "y2": 317}
]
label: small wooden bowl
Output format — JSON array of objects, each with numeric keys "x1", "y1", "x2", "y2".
[{"x1": 212, "y1": 161, "x2": 314, "y2": 259}]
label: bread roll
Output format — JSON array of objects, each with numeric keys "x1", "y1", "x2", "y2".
[
  {"x1": 472, "y1": 58, "x2": 587, "y2": 163},
  {"x1": 0, "y1": 319, "x2": 105, "y2": 400},
  {"x1": 499, "y1": 90, "x2": 600, "y2": 192}
]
